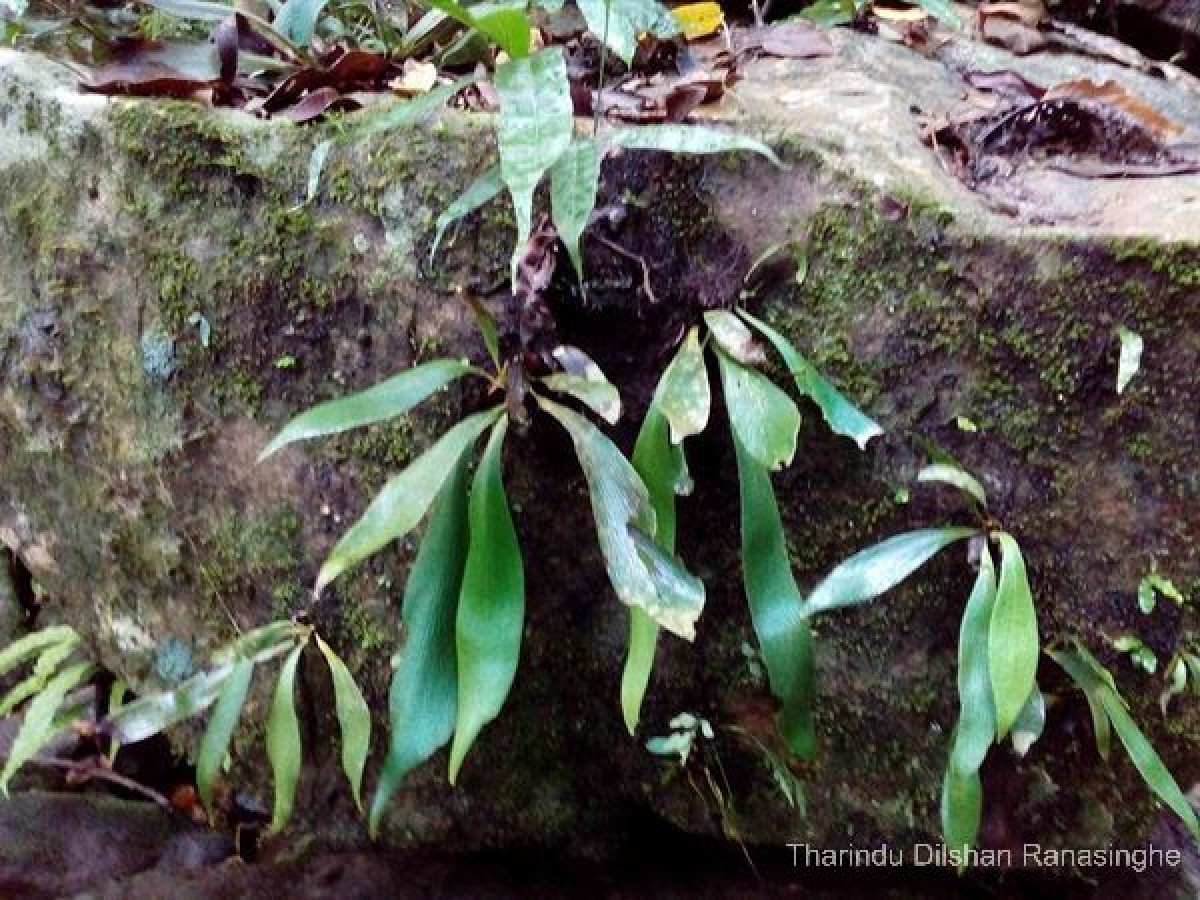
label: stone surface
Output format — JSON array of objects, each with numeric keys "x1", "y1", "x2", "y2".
[{"x1": 0, "y1": 16, "x2": 1198, "y2": 871}]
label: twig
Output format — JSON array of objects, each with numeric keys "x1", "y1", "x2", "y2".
[
  {"x1": 592, "y1": 234, "x2": 658, "y2": 306},
  {"x1": 23, "y1": 755, "x2": 172, "y2": 809}
]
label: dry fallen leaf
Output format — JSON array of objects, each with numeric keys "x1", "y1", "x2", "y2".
[{"x1": 1045, "y1": 78, "x2": 1185, "y2": 140}]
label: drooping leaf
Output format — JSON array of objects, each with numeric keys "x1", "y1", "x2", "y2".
[
  {"x1": 421, "y1": 0, "x2": 531, "y2": 57},
  {"x1": 272, "y1": 0, "x2": 328, "y2": 47},
  {"x1": 1048, "y1": 644, "x2": 1113, "y2": 760},
  {"x1": 1115, "y1": 326, "x2": 1143, "y2": 395},
  {"x1": 950, "y1": 544, "x2": 997, "y2": 775},
  {"x1": 575, "y1": 0, "x2": 679, "y2": 65},
  {"x1": 265, "y1": 644, "x2": 304, "y2": 834},
  {"x1": 917, "y1": 463, "x2": 988, "y2": 509},
  {"x1": 550, "y1": 137, "x2": 604, "y2": 280},
  {"x1": 431, "y1": 165, "x2": 505, "y2": 261},
  {"x1": 607, "y1": 125, "x2": 783, "y2": 168},
  {"x1": 540, "y1": 373, "x2": 621, "y2": 424},
  {"x1": 621, "y1": 608, "x2": 659, "y2": 736},
  {"x1": 988, "y1": 533, "x2": 1039, "y2": 739},
  {"x1": 107, "y1": 637, "x2": 297, "y2": 744},
  {"x1": 1137, "y1": 572, "x2": 1184, "y2": 615},
  {"x1": 805, "y1": 527, "x2": 978, "y2": 616},
  {"x1": 0, "y1": 626, "x2": 79, "y2": 679},
  {"x1": 703, "y1": 311, "x2": 766, "y2": 366},
  {"x1": 654, "y1": 328, "x2": 710, "y2": 445},
  {"x1": 716, "y1": 350, "x2": 800, "y2": 473},
  {"x1": 1010, "y1": 684, "x2": 1045, "y2": 757},
  {"x1": 537, "y1": 396, "x2": 703, "y2": 639},
  {"x1": 316, "y1": 408, "x2": 502, "y2": 590},
  {"x1": 259, "y1": 360, "x2": 474, "y2": 459},
  {"x1": 213, "y1": 621, "x2": 310, "y2": 665},
  {"x1": 1050, "y1": 643, "x2": 1199, "y2": 839},
  {"x1": 733, "y1": 433, "x2": 815, "y2": 757},
  {"x1": 369, "y1": 457, "x2": 471, "y2": 836},
  {"x1": 196, "y1": 657, "x2": 253, "y2": 819},
  {"x1": 738, "y1": 310, "x2": 883, "y2": 450},
  {"x1": 0, "y1": 660, "x2": 94, "y2": 795},
  {"x1": 494, "y1": 49, "x2": 575, "y2": 263},
  {"x1": 449, "y1": 418, "x2": 525, "y2": 782},
  {"x1": 0, "y1": 637, "x2": 83, "y2": 716},
  {"x1": 940, "y1": 763, "x2": 982, "y2": 865},
  {"x1": 630, "y1": 528, "x2": 705, "y2": 618},
  {"x1": 316, "y1": 635, "x2": 371, "y2": 811}
]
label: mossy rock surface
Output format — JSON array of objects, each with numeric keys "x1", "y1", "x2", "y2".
[{"x1": 0, "y1": 24, "x2": 1198, "y2": 870}]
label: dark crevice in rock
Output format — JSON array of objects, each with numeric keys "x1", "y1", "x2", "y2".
[{"x1": 3, "y1": 547, "x2": 39, "y2": 629}]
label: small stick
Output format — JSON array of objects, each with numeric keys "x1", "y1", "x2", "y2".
[{"x1": 592, "y1": 234, "x2": 658, "y2": 306}]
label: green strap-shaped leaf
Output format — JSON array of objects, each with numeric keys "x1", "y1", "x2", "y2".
[
  {"x1": 317, "y1": 408, "x2": 502, "y2": 590},
  {"x1": 950, "y1": 544, "x2": 996, "y2": 775},
  {"x1": 421, "y1": 0, "x2": 532, "y2": 57},
  {"x1": 804, "y1": 527, "x2": 978, "y2": 616},
  {"x1": 369, "y1": 457, "x2": 471, "y2": 836},
  {"x1": 494, "y1": 49, "x2": 574, "y2": 261},
  {"x1": 704, "y1": 311, "x2": 766, "y2": 366},
  {"x1": 917, "y1": 464, "x2": 988, "y2": 509},
  {"x1": 214, "y1": 621, "x2": 310, "y2": 665},
  {"x1": 540, "y1": 373, "x2": 621, "y2": 425},
  {"x1": 732, "y1": 433, "x2": 815, "y2": 758},
  {"x1": 265, "y1": 644, "x2": 304, "y2": 834},
  {"x1": 575, "y1": 0, "x2": 678, "y2": 64},
  {"x1": 654, "y1": 327, "x2": 710, "y2": 445},
  {"x1": 1048, "y1": 647, "x2": 1112, "y2": 761},
  {"x1": 1010, "y1": 685, "x2": 1045, "y2": 757},
  {"x1": 988, "y1": 533, "x2": 1039, "y2": 739},
  {"x1": 316, "y1": 635, "x2": 372, "y2": 811},
  {"x1": 0, "y1": 636, "x2": 82, "y2": 716},
  {"x1": 0, "y1": 660, "x2": 94, "y2": 795},
  {"x1": 738, "y1": 310, "x2": 883, "y2": 450},
  {"x1": 0, "y1": 625, "x2": 78, "y2": 678},
  {"x1": 449, "y1": 418, "x2": 525, "y2": 782},
  {"x1": 1050, "y1": 644, "x2": 1199, "y2": 839},
  {"x1": 621, "y1": 608, "x2": 659, "y2": 736},
  {"x1": 107, "y1": 637, "x2": 297, "y2": 744},
  {"x1": 550, "y1": 137, "x2": 604, "y2": 281},
  {"x1": 940, "y1": 762, "x2": 982, "y2": 866},
  {"x1": 716, "y1": 350, "x2": 800, "y2": 473},
  {"x1": 538, "y1": 396, "x2": 704, "y2": 640},
  {"x1": 259, "y1": 359, "x2": 474, "y2": 460},
  {"x1": 431, "y1": 165, "x2": 505, "y2": 261},
  {"x1": 196, "y1": 658, "x2": 253, "y2": 819},
  {"x1": 272, "y1": 0, "x2": 328, "y2": 46},
  {"x1": 607, "y1": 125, "x2": 783, "y2": 168}
]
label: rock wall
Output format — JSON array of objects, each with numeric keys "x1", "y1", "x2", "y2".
[{"x1": 1, "y1": 27, "x2": 1198, "y2": 864}]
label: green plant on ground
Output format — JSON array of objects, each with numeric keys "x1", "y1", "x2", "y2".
[
  {"x1": 807, "y1": 463, "x2": 1199, "y2": 859},
  {"x1": 0, "y1": 618, "x2": 368, "y2": 833}
]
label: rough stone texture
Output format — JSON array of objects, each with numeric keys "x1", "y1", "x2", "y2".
[{"x1": 0, "y1": 18, "x2": 1198, "y2": 872}]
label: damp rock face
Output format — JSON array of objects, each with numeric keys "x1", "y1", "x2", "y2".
[{"x1": 1, "y1": 21, "x2": 1198, "y2": 866}]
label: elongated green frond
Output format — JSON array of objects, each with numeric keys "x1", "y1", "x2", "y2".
[
  {"x1": 265, "y1": 644, "x2": 304, "y2": 834},
  {"x1": 1050, "y1": 644, "x2": 1199, "y2": 840},
  {"x1": 804, "y1": 527, "x2": 978, "y2": 616},
  {"x1": 316, "y1": 636, "x2": 371, "y2": 811},
  {"x1": 737, "y1": 310, "x2": 883, "y2": 449},
  {"x1": 608, "y1": 125, "x2": 782, "y2": 168},
  {"x1": 449, "y1": 419, "x2": 525, "y2": 782},
  {"x1": 733, "y1": 433, "x2": 815, "y2": 757},
  {"x1": 370, "y1": 457, "x2": 472, "y2": 836},
  {"x1": 259, "y1": 359, "x2": 474, "y2": 460},
  {"x1": 431, "y1": 165, "x2": 505, "y2": 261},
  {"x1": 1048, "y1": 646, "x2": 1112, "y2": 761},
  {"x1": 0, "y1": 660, "x2": 94, "y2": 795},
  {"x1": 621, "y1": 608, "x2": 659, "y2": 736},
  {"x1": 575, "y1": 0, "x2": 678, "y2": 64},
  {"x1": 950, "y1": 544, "x2": 996, "y2": 775},
  {"x1": 197, "y1": 658, "x2": 253, "y2": 819},
  {"x1": 550, "y1": 137, "x2": 604, "y2": 280},
  {"x1": 653, "y1": 328, "x2": 710, "y2": 445},
  {"x1": 0, "y1": 626, "x2": 78, "y2": 679},
  {"x1": 540, "y1": 373, "x2": 621, "y2": 425},
  {"x1": 0, "y1": 636, "x2": 82, "y2": 716},
  {"x1": 316, "y1": 408, "x2": 502, "y2": 590},
  {"x1": 538, "y1": 396, "x2": 704, "y2": 640},
  {"x1": 213, "y1": 621, "x2": 310, "y2": 665},
  {"x1": 988, "y1": 533, "x2": 1039, "y2": 739},
  {"x1": 494, "y1": 49, "x2": 574, "y2": 259},
  {"x1": 716, "y1": 350, "x2": 800, "y2": 472},
  {"x1": 704, "y1": 311, "x2": 766, "y2": 366},
  {"x1": 421, "y1": 0, "x2": 531, "y2": 56},
  {"x1": 917, "y1": 464, "x2": 988, "y2": 509},
  {"x1": 941, "y1": 763, "x2": 982, "y2": 866}
]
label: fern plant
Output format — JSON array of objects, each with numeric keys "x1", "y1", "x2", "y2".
[
  {"x1": 808, "y1": 465, "x2": 1200, "y2": 857},
  {"x1": 0, "y1": 618, "x2": 369, "y2": 834}
]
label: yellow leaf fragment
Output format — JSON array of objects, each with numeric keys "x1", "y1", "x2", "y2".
[{"x1": 672, "y1": 2, "x2": 725, "y2": 40}]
